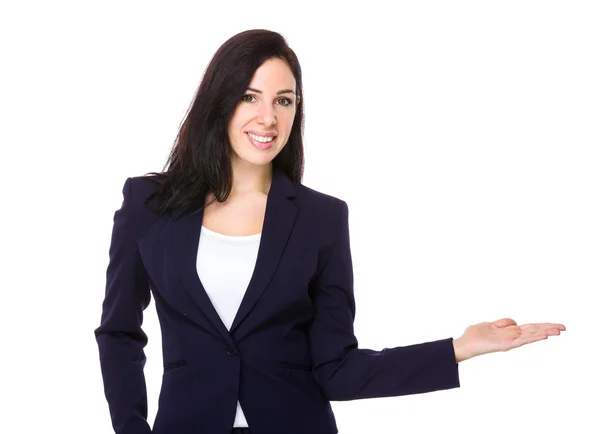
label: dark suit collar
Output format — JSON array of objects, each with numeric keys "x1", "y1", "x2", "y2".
[
  {"x1": 270, "y1": 165, "x2": 297, "y2": 199},
  {"x1": 170, "y1": 165, "x2": 299, "y2": 343}
]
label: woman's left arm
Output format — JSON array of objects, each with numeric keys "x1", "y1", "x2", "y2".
[
  {"x1": 307, "y1": 200, "x2": 565, "y2": 402},
  {"x1": 307, "y1": 200, "x2": 461, "y2": 401}
]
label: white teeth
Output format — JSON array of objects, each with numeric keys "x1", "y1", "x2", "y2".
[{"x1": 248, "y1": 133, "x2": 274, "y2": 143}]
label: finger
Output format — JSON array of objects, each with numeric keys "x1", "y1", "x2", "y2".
[
  {"x1": 515, "y1": 326, "x2": 565, "y2": 341},
  {"x1": 516, "y1": 323, "x2": 566, "y2": 334},
  {"x1": 530, "y1": 325, "x2": 566, "y2": 335},
  {"x1": 509, "y1": 334, "x2": 548, "y2": 349},
  {"x1": 510, "y1": 328, "x2": 564, "y2": 349},
  {"x1": 493, "y1": 318, "x2": 517, "y2": 328},
  {"x1": 517, "y1": 324, "x2": 542, "y2": 333},
  {"x1": 520, "y1": 322, "x2": 566, "y2": 330}
]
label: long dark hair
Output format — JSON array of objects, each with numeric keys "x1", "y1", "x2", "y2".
[{"x1": 141, "y1": 29, "x2": 305, "y2": 218}]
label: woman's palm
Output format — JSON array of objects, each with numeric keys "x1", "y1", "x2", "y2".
[{"x1": 460, "y1": 318, "x2": 565, "y2": 358}]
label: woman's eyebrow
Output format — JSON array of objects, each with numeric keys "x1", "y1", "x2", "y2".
[{"x1": 247, "y1": 87, "x2": 296, "y2": 96}]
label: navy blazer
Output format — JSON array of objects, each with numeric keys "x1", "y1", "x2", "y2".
[{"x1": 94, "y1": 167, "x2": 460, "y2": 434}]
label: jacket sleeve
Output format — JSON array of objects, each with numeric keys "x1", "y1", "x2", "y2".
[
  {"x1": 308, "y1": 200, "x2": 460, "y2": 401},
  {"x1": 94, "y1": 177, "x2": 152, "y2": 434}
]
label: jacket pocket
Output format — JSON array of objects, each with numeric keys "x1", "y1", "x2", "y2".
[{"x1": 163, "y1": 359, "x2": 187, "y2": 372}]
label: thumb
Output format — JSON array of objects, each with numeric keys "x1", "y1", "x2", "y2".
[{"x1": 492, "y1": 318, "x2": 517, "y2": 328}]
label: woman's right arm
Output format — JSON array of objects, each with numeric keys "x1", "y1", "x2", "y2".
[{"x1": 94, "y1": 177, "x2": 152, "y2": 434}]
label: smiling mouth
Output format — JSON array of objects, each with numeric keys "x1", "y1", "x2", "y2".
[
  {"x1": 247, "y1": 131, "x2": 276, "y2": 142},
  {"x1": 246, "y1": 132, "x2": 274, "y2": 150}
]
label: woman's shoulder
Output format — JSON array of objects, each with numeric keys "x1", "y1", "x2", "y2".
[
  {"x1": 293, "y1": 182, "x2": 348, "y2": 224},
  {"x1": 295, "y1": 181, "x2": 346, "y2": 207},
  {"x1": 123, "y1": 174, "x2": 168, "y2": 228},
  {"x1": 129, "y1": 174, "x2": 162, "y2": 196}
]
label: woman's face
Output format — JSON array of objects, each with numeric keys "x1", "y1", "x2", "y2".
[{"x1": 227, "y1": 57, "x2": 298, "y2": 169}]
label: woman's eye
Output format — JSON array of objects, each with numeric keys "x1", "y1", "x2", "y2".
[{"x1": 242, "y1": 94, "x2": 293, "y2": 106}]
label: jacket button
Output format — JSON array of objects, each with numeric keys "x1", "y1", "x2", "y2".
[{"x1": 225, "y1": 344, "x2": 236, "y2": 356}]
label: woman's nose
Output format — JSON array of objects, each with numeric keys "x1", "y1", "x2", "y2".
[{"x1": 257, "y1": 105, "x2": 277, "y2": 126}]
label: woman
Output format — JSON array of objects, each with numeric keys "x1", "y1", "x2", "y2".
[{"x1": 94, "y1": 29, "x2": 565, "y2": 434}]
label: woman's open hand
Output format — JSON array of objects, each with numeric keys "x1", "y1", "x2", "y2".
[{"x1": 452, "y1": 318, "x2": 566, "y2": 362}]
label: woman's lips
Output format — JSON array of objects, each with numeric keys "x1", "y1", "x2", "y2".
[{"x1": 246, "y1": 132, "x2": 274, "y2": 150}]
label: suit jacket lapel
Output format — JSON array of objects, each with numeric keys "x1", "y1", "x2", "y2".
[
  {"x1": 171, "y1": 167, "x2": 298, "y2": 341},
  {"x1": 230, "y1": 169, "x2": 298, "y2": 333},
  {"x1": 171, "y1": 205, "x2": 232, "y2": 344}
]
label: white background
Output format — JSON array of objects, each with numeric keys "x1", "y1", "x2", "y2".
[{"x1": 1, "y1": 1, "x2": 598, "y2": 433}]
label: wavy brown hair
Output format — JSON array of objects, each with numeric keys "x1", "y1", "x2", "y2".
[{"x1": 142, "y1": 29, "x2": 305, "y2": 218}]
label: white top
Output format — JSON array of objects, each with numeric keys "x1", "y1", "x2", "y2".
[{"x1": 196, "y1": 225, "x2": 261, "y2": 428}]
